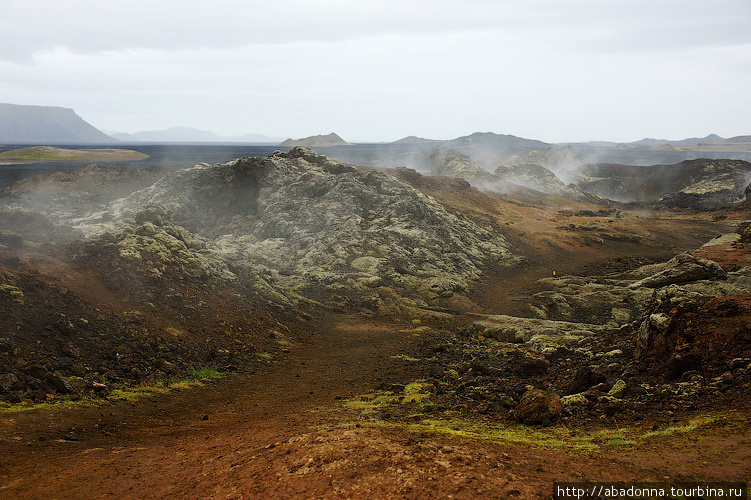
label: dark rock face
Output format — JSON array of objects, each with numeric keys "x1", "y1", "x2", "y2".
[
  {"x1": 493, "y1": 163, "x2": 601, "y2": 203},
  {"x1": 571, "y1": 158, "x2": 751, "y2": 208},
  {"x1": 566, "y1": 367, "x2": 606, "y2": 395},
  {"x1": 660, "y1": 191, "x2": 741, "y2": 210},
  {"x1": 662, "y1": 352, "x2": 704, "y2": 380},
  {"x1": 0, "y1": 373, "x2": 18, "y2": 393},
  {"x1": 0, "y1": 207, "x2": 82, "y2": 245},
  {"x1": 510, "y1": 351, "x2": 549, "y2": 376},
  {"x1": 637, "y1": 288, "x2": 751, "y2": 366},
  {"x1": 514, "y1": 389, "x2": 562, "y2": 424},
  {"x1": 0, "y1": 230, "x2": 23, "y2": 250}
]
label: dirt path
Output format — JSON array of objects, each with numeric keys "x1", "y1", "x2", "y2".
[
  {"x1": 0, "y1": 316, "x2": 438, "y2": 498},
  {"x1": 2, "y1": 312, "x2": 749, "y2": 499}
]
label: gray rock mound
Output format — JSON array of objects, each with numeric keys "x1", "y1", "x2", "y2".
[
  {"x1": 429, "y1": 150, "x2": 495, "y2": 182},
  {"x1": 497, "y1": 145, "x2": 585, "y2": 174},
  {"x1": 493, "y1": 163, "x2": 600, "y2": 203},
  {"x1": 24, "y1": 147, "x2": 515, "y2": 304},
  {"x1": 208, "y1": 148, "x2": 514, "y2": 300},
  {"x1": 526, "y1": 250, "x2": 749, "y2": 328},
  {"x1": 472, "y1": 314, "x2": 608, "y2": 347},
  {"x1": 428, "y1": 148, "x2": 601, "y2": 204},
  {"x1": 627, "y1": 253, "x2": 726, "y2": 289}
]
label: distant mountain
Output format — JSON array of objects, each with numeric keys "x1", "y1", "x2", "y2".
[
  {"x1": 574, "y1": 134, "x2": 751, "y2": 153},
  {"x1": 0, "y1": 103, "x2": 115, "y2": 144},
  {"x1": 391, "y1": 132, "x2": 550, "y2": 162},
  {"x1": 391, "y1": 136, "x2": 441, "y2": 145},
  {"x1": 634, "y1": 134, "x2": 751, "y2": 152},
  {"x1": 444, "y1": 131, "x2": 548, "y2": 149},
  {"x1": 629, "y1": 134, "x2": 721, "y2": 148},
  {"x1": 111, "y1": 127, "x2": 284, "y2": 143},
  {"x1": 316, "y1": 132, "x2": 550, "y2": 172},
  {"x1": 279, "y1": 133, "x2": 350, "y2": 147},
  {"x1": 440, "y1": 132, "x2": 550, "y2": 168}
]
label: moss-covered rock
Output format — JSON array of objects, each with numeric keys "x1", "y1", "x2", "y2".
[
  {"x1": 1, "y1": 284, "x2": 24, "y2": 304},
  {"x1": 110, "y1": 207, "x2": 235, "y2": 282}
]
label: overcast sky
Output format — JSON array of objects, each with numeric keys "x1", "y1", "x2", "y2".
[{"x1": 1, "y1": 0, "x2": 749, "y2": 143}]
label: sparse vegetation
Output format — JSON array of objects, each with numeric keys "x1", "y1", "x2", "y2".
[
  {"x1": 0, "y1": 146, "x2": 148, "y2": 162},
  {"x1": 390, "y1": 354, "x2": 421, "y2": 361},
  {"x1": 0, "y1": 369, "x2": 227, "y2": 412},
  {"x1": 1, "y1": 283, "x2": 24, "y2": 304},
  {"x1": 344, "y1": 381, "x2": 431, "y2": 415},
  {"x1": 0, "y1": 398, "x2": 99, "y2": 414},
  {"x1": 190, "y1": 368, "x2": 225, "y2": 380},
  {"x1": 165, "y1": 326, "x2": 185, "y2": 337},
  {"x1": 641, "y1": 415, "x2": 719, "y2": 439}
]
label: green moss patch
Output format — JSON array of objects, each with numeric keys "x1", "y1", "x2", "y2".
[
  {"x1": 0, "y1": 368, "x2": 225, "y2": 413},
  {"x1": 344, "y1": 381, "x2": 431, "y2": 415},
  {"x1": 1, "y1": 284, "x2": 24, "y2": 304},
  {"x1": 344, "y1": 382, "x2": 722, "y2": 451}
]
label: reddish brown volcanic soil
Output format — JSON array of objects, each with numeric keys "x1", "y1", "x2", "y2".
[
  {"x1": 1, "y1": 174, "x2": 750, "y2": 498},
  {"x1": 1, "y1": 311, "x2": 749, "y2": 500}
]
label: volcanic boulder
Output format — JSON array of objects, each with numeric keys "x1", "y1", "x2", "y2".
[
  {"x1": 514, "y1": 389, "x2": 562, "y2": 424},
  {"x1": 628, "y1": 253, "x2": 726, "y2": 289}
]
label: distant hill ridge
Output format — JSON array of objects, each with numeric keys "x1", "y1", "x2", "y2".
[
  {"x1": 2, "y1": 102, "x2": 747, "y2": 153},
  {"x1": 572, "y1": 134, "x2": 750, "y2": 152},
  {"x1": 0, "y1": 103, "x2": 115, "y2": 144},
  {"x1": 279, "y1": 133, "x2": 350, "y2": 147},
  {"x1": 111, "y1": 127, "x2": 284, "y2": 143}
]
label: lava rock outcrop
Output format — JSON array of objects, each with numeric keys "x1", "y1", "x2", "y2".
[
  {"x1": 429, "y1": 150, "x2": 495, "y2": 182},
  {"x1": 5, "y1": 147, "x2": 516, "y2": 306},
  {"x1": 570, "y1": 159, "x2": 751, "y2": 208}
]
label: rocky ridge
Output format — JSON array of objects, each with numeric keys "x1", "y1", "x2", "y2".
[
  {"x1": 419, "y1": 226, "x2": 751, "y2": 425},
  {"x1": 429, "y1": 148, "x2": 601, "y2": 204},
  {"x1": 569, "y1": 159, "x2": 751, "y2": 207},
  {"x1": 2, "y1": 147, "x2": 516, "y2": 309}
]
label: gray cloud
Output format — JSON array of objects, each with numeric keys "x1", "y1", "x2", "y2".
[
  {"x1": 0, "y1": 0, "x2": 748, "y2": 142},
  {"x1": 2, "y1": 0, "x2": 748, "y2": 60}
]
